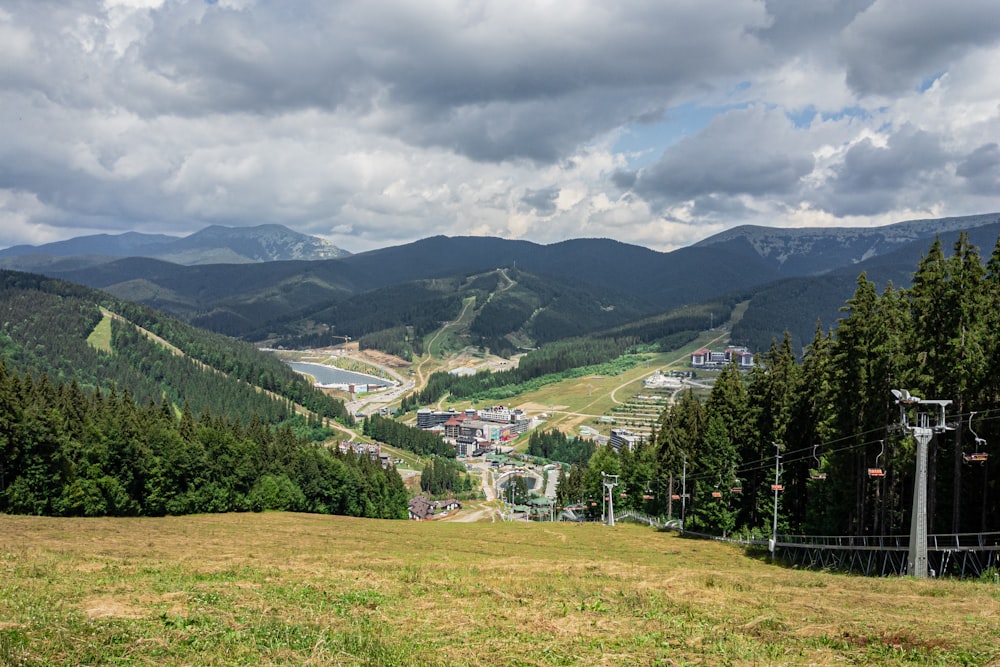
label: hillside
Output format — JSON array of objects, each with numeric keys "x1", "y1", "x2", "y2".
[
  {"x1": 3, "y1": 513, "x2": 996, "y2": 665},
  {"x1": 0, "y1": 270, "x2": 351, "y2": 425},
  {"x1": 256, "y1": 268, "x2": 661, "y2": 358},
  {"x1": 12, "y1": 212, "x2": 1000, "y2": 357},
  {"x1": 731, "y1": 219, "x2": 1000, "y2": 352},
  {"x1": 694, "y1": 212, "x2": 999, "y2": 275}
]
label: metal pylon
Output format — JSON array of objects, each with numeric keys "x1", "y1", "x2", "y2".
[{"x1": 908, "y1": 420, "x2": 933, "y2": 577}]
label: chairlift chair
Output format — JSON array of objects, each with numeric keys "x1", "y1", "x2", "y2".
[
  {"x1": 867, "y1": 440, "x2": 886, "y2": 478},
  {"x1": 964, "y1": 412, "x2": 989, "y2": 463},
  {"x1": 809, "y1": 444, "x2": 827, "y2": 480}
]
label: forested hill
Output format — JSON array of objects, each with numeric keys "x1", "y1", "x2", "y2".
[
  {"x1": 0, "y1": 361, "x2": 407, "y2": 518},
  {"x1": 558, "y1": 231, "x2": 1000, "y2": 542},
  {"x1": 731, "y1": 220, "x2": 1000, "y2": 353},
  {"x1": 0, "y1": 270, "x2": 352, "y2": 427}
]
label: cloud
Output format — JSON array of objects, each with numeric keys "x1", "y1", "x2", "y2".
[
  {"x1": 630, "y1": 106, "x2": 815, "y2": 203},
  {"x1": 839, "y1": 0, "x2": 1000, "y2": 96},
  {"x1": 957, "y1": 143, "x2": 1000, "y2": 195},
  {"x1": 0, "y1": 0, "x2": 998, "y2": 253},
  {"x1": 520, "y1": 187, "x2": 560, "y2": 217},
  {"x1": 820, "y1": 125, "x2": 951, "y2": 216}
]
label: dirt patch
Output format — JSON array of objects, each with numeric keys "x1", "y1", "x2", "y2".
[
  {"x1": 81, "y1": 595, "x2": 147, "y2": 619},
  {"x1": 517, "y1": 402, "x2": 569, "y2": 412},
  {"x1": 82, "y1": 591, "x2": 189, "y2": 620},
  {"x1": 357, "y1": 348, "x2": 411, "y2": 369}
]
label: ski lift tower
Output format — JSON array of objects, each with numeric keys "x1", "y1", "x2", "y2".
[
  {"x1": 601, "y1": 472, "x2": 619, "y2": 527},
  {"x1": 892, "y1": 389, "x2": 952, "y2": 578}
]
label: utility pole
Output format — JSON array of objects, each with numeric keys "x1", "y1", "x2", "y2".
[
  {"x1": 602, "y1": 472, "x2": 619, "y2": 527},
  {"x1": 893, "y1": 390, "x2": 951, "y2": 578},
  {"x1": 667, "y1": 473, "x2": 674, "y2": 519},
  {"x1": 681, "y1": 455, "x2": 687, "y2": 528},
  {"x1": 770, "y1": 442, "x2": 783, "y2": 557}
]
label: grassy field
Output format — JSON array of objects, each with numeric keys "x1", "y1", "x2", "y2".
[
  {"x1": 504, "y1": 328, "x2": 731, "y2": 438},
  {"x1": 2, "y1": 513, "x2": 998, "y2": 666},
  {"x1": 86, "y1": 312, "x2": 114, "y2": 353}
]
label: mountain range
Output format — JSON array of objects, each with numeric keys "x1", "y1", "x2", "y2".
[
  {"x1": 4, "y1": 213, "x2": 999, "y2": 356},
  {"x1": 0, "y1": 224, "x2": 350, "y2": 268}
]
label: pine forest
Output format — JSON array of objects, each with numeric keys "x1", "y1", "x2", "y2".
[{"x1": 558, "y1": 233, "x2": 1000, "y2": 538}]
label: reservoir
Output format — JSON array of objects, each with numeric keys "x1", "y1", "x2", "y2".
[{"x1": 287, "y1": 361, "x2": 392, "y2": 388}]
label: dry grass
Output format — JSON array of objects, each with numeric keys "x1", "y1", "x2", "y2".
[{"x1": 1, "y1": 513, "x2": 998, "y2": 666}]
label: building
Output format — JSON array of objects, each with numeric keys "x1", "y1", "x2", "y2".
[
  {"x1": 609, "y1": 428, "x2": 643, "y2": 452},
  {"x1": 408, "y1": 496, "x2": 463, "y2": 520},
  {"x1": 442, "y1": 414, "x2": 466, "y2": 439},
  {"x1": 338, "y1": 440, "x2": 381, "y2": 461},
  {"x1": 417, "y1": 408, "x2": 460, "y2": 429},
  {"x1": 458, "y1": 419, "x2": 514, "y2": 445},
  {"x1": 418, "y1": 405, "x2": 531, "y2": 437},
  {"x1": 479, "y1": 405, "x2": 511, "y2": 422},
  {"x1": 690, "y1": 345, "x2": 755, "y2": 369}
]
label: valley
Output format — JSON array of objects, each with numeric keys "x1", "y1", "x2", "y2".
[{"x1": 4, "y1": 216, "x2": 1000, "y2": 561}]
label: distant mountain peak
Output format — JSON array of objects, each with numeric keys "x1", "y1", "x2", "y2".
[{"x1": 171, "y1": 223, "x2": 351, "y2": 264}]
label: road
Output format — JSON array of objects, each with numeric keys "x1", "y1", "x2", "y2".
[
  {"x1": 607, "y1": 329, "x2": 730, "y2": 405},
  {"x1": 413, "y1": 296, "x2": 475, "y2": 389},
  {"x1": 346, "y1": 377, "x2": 415, "y2": 416}
]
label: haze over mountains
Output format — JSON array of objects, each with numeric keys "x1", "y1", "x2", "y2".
[{"x1": 5, "y1": 213, "x2": 999, "y2": 356}]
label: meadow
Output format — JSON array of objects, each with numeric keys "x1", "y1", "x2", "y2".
[{"x1": 2, "y1": 513, "x2": 998, "y2": 665}]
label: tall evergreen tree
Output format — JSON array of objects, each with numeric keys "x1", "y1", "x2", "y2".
[{"x1": 686, "y1": 414, "x2": 740, "y2": 536}]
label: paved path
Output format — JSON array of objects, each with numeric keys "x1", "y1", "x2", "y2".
[{"x1": 607, "y1": 329, "x2": 729, "y2": 405}]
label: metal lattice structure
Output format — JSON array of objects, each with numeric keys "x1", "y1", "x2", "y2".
[{"x1": 672, "y1": 528, "x2": 1000, "y2": 578}]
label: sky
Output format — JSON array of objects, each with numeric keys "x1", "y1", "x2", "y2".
[{"x1": 1, "y1": 0, "x2": 999, "y2": 254}]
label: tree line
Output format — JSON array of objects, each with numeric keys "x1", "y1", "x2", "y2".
[
  {"x1": 527, "y1": 428, "x2": 594, "y2": 465},
  {"x1": 420, "y1": 457, "x2": 476, "y2": 497},
  {"x1": 559, "y1": 233, "x2": 1000, "y2": 537},
  {"x1": 0, "y1": 362, "x2": 408, "y2": 519},
  {"x1": 362, "y1": 414, "x2": 456, "y2": 458}
]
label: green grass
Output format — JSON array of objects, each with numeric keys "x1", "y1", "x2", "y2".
[
  {"x1": 2, "y1": 513, "x2": 998, "y2": 665},
  {"x1": 86, "y1": 312, "x2": 113, "y2": 353}
]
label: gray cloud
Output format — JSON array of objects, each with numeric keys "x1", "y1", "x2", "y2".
[
  {"x1": 755, "y1": 0, "x2": 875, "y2": 53},
  {"x1": 520, "y1": 186, "x2": 560, "y2": 217},
  {"x1": 822, "y1": 125, "x2": 952, "y2": 216},
  {"x1": 0, "y1": 0, "x2": 997, "y2": 252},
  {"x1": 631, "y1": 106, "x2": 815, "y2": 203},
  {"x1": 839, "y1": 0, "x2": 1000, "y2": 96},
  {"x1": 957, "y1": 143, "x2": 1000, "y2": 195},
  {"x1": 3, "y1": 0, "x2": 771, "y2": 163}
]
